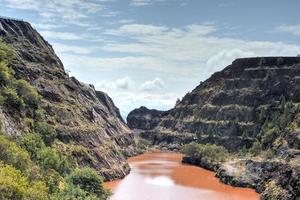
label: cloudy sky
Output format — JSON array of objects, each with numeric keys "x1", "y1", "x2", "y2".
[{"x1": 1, "y1": 0, "x2": 300, "y2": 118}]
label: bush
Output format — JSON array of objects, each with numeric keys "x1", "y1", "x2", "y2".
[
  {"x1": 249, "y1": 141, "x2": 262, "y2": 155},
  {"x1": 0, "y1": 39, "x2": 15, "y2": 63},
  {"x1": 182, "y1": 142, "x2": 229, "y2": 163},
  {"x1": 0, "y1": 164, "x2": 48, "y2": 200},
  {"x1": 261, "y1": 127, "x2": 280, "y2": 147},
  {"x1": 34, "y1": 122, "x2": 57, "y2": 146},
  {"x1": 14, "y1": 79, "x2": 41, "y2": 109},
  {"x1": 67, "y1": 167, "x2": 109, "y2": 199},
  {"x1": 0, "y1": 135, "x2": 31, "y2": 172},
  {"x1": 1, "y1": 87, "x2": 25, "y2": 111},
  {"x1": 42, "y1": 169, "x2": 64, "y2": 194},
  {"x1": 0, "y1": 62, "x2": 12, "y2": 86},
  {"x1": 50, "y1": 184, "x2": 99, "y2": 200},
  {"x1": 20, "y1": 133, "x2": 45, "y2": 159},
  {"x1": 36, "y1": 147, "x2": 75, "y2": 175},
  {"x1": 263, "y1": 180, "x2": 287, "y2": 200}
]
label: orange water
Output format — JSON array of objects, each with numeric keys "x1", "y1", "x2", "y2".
[{"x1": 104, "y1": 152, "x2": 259, "y2": 200}]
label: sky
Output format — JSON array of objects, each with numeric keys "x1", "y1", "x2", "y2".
[{"x1": 1, "y1": 0, "x2": 300, "y2": 118}]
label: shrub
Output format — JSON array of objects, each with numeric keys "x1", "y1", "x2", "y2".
[
  {"x1": 67, "y1": 167, "x2": 109, "y2": 199},
  {"x1": 14, "y1": 79, "x2": 41, "y2": 109},
  {"x1": 34, "y1": 122, "x2": 57, "y2": 146},
  {"x1": 263, "y1": 180, "x2": 287, "y2": 200},
  {"x1": 0, "y1": 62, "x2": 12, "y2": 86},
  {"x1": 182, "y1": 142, "x2": 229, "y2": 163},
  {"x1": 0, "y1": 39, "x2": 15, "y2": 63},
  {"x1": 249, "y1": 141, "x2": 262, "y2": 155},
  {"x1": 1, "y1": 87, "x2": 25, "y2": 111},
  {"x1": 36, "y1": 147, "x2": 75, "y2": 175},
  {"x1": 0, "y1": 164, "x2": 48, "y2": 200},
  {"x1": 50, "y1": 184, "x2": 99, "y2": 200},
  {"x1": 20, "y1": 133, "x2": 45, "y2": 159},
  {"x1": 42, "y1": 169, "x2": 64, "y2": 194},
  {"x1": 261, "y1": 148, "x2": 275, "y2": 159},
  {"x1": 0, "y1": 135, "x2": 31, "y2": 172},
  {"x1": 261, "y1": 127, "x2": 280, "y2": 147}
]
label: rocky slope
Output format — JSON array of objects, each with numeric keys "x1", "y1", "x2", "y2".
[
  {"x1": 0, "y1": 17, "x2": 135, "y2": 181},
  {"x1": 128, "y1": 57, "x2": 300, "y2": 148},
  {"x1": 128, "y1": 57, "x2": 300, "y2": 199}
]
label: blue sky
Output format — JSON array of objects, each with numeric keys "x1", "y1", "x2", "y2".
[{"x1": 1, "y1": 0, "x2": 300, "y2": 118}]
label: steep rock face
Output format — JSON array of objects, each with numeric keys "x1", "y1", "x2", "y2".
[
  {"x1": 0, "y1": 17, "x2": 135, "y2": 180},
  {"x1": 127, "y1": 106, "x2": 166, "y2": 130},
  {"x1": 130, "y1": 57, "x2": 300, "y2": 150}
]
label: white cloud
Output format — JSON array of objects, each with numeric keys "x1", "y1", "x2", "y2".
[
  {"x1": 41, "y1": 31, "x2": 83, "y2": 40},
  {"x1": 40, "y1": 30, "x2": 106, "y2": 42},
  {"x1": 51, "y1": 43, "x2": 95, "y2": 55},
  {"x1": 140, "y1": 78, "x2": 165, "y2": 91},
  {"x1": 102, "y1": 23, "x2": 300, "y2": 73},
  {"x1": 130, "y1": 0, "x2": 166, "y2": 6},
  {"x1": 2, "y1": 0, "x2": 113, "y2": 25},
  {"x1": 277, "y1": 24, "x2": 300, "y2": 36},
  {"x1": 96, "y1": 77, "x2": 133, "y2": 90}
]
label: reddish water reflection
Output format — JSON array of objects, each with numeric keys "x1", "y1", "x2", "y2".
[{"x1": 105, "y1": 152, "x2": 259, "y2": 200}]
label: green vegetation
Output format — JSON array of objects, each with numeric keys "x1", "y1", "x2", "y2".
[
  {"x1": 0, "y1": 40, "x2": 109, "y2": 199},
  {"x1": 0, "y1": 164, "x2": 48, "y2": 200},
  {"x1": 182, "y1": 142, "x2": 229, "y2": 163},
  {"x1": 67, "y1": 167, "x2": 110, "y2": 199},
  {"x1": 0, "y1": 135, "x2": 32, "y2": 172},
  {"x1": 34, "y1": 122, "x2": 57, "y2": 146},
  {"x1": 263, "y1": 180, "x2": 287, "y2": 200}
]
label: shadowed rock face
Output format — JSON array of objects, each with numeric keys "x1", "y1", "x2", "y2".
[
  {"x1": 0, "y1": 17, "x2": 135, "y2": 181},
  {"x1": 128, "y1": 56, "x2": 300, "y2": 150},
  {"x1": 127, "y1": 106, "x2": 166, "y2": 130}
]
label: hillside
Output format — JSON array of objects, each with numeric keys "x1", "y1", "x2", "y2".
[
  {"x1": 127, "y1": 57, "x2": 300, "y2": 199},
  {"x1": 0, "y1": 17, "x2": 136, "y2": 181}
]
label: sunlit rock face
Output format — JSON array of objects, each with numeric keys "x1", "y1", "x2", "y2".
[{"x1": 0, "y1": 17, "x2": 136, "y2": 181}]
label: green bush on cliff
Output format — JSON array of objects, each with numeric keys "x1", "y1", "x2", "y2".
[
  {"x1": 0, "y1": 135, "x2": 31, "y2": 172},
  {"x1": 263, "y1": 180, "x2": 287, "y2": 200},
  {"x1": 14, "y1": 79, "x2": 41, "y2": 110},
  {"x1": 0, "y1": 62, "x2": 12, "y2": 86},
  {"x1": 67, "y1": 167, "x2": 110, "y2": 199},
  {"x1": 249, "y1": 141, "x2": 262, "y2": 155},
  {"x1": 20, "y1": 133, "x2": 45, "y2": 159},
  {"x1": 34, "y1": 122, "x2": 57, "y2": 146},
  {"x1": 1, "y1": 87, "x2": 25, "y2": 112},
  {"x1": 36, "y1": 147, "x2": 75, "y2": 175},
  {"x1": 0, "y1": 39, "x2": 15, "y2": 63},
  {"x1": 0, "y1": 164, "x2": 48, "y2": 200},
  {"x1": 50, "y1": 184, "x2": 100, "y2": 200},
  {"x1": 183, "y1": 142, "x2": 229, "y2": 163}
]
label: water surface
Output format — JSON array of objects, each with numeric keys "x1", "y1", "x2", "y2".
[{"x1": 105, "y1": 152, "x2": 259, "y2": 200}]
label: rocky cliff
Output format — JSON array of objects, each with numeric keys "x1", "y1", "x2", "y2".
[
  {"x1": 128, "y1": 57, "x2": 300, "y2": 199},
  {"x1": 128, "y1": 57, "x2": 300, "y2": 149},
  {"x1": 0, "y1": 17, "x2": 135, "y2": 181}
]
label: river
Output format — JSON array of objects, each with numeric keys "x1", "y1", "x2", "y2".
[{"x1": 104, "y1": 152, "x2": 259, "y2": 200}]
